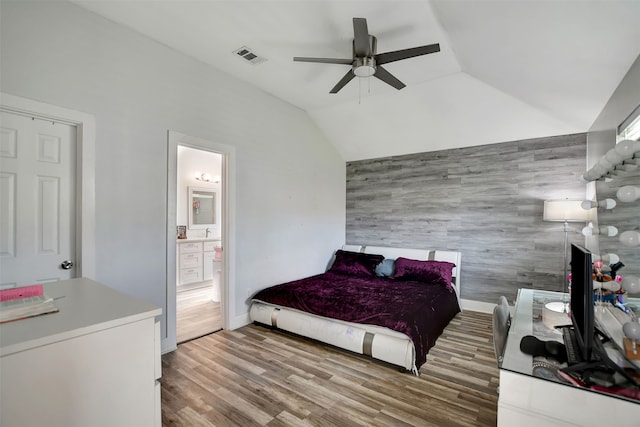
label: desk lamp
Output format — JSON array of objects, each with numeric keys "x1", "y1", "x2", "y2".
[{"x1": 543, "y1": 200, "x2": 589, "y2": 325}]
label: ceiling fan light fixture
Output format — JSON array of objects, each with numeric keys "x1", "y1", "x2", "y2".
[{"x1": 354, "y1": 57, "x2": 376, "y2": 77}]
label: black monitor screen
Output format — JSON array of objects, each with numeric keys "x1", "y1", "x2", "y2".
[{"x1": 570, "y1": 244, "x2": 594, "y2": 361}]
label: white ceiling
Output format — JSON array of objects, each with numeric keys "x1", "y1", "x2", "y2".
[{"x1": 72, "y1": 0, "x2": 640, "y2": 161}]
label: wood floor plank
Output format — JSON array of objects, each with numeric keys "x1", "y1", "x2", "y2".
[
  {"x1": 162, "y1": 310, "x2": 499, "y2": 426},
  {"x1": 177, "y1": 285, "x2": 222, "y2": 343}
]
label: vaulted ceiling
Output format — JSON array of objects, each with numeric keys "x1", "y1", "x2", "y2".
[{"x1": 72, "y1": 0, "x2": 640, "y2": 160}]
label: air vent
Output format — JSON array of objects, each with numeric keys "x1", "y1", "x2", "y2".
[{"x1": 233, "y1": 46, "x2": 267, "y2": 65}]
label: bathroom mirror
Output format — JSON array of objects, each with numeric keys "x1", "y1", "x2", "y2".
[{"x1": 188, "y1": 187, "x2": 216, "y2": 229}]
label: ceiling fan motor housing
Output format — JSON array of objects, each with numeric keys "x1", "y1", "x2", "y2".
[{"x1": 352, "y1": 35, "x2": 377, "y2": 77}]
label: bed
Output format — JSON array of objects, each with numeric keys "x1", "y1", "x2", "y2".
[{"x1": 249, "y1": 245, "x2": 462, "y2": 374}]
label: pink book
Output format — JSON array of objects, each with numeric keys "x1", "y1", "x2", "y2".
[{"x1": 0, "y1": 284, "x2": 44, "y2": 302}]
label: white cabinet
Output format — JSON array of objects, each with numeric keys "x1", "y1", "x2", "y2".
[
  {"x1": 0, "y1": 278, "x2": 162, "y2": 427},
  {"x1": 178, "y1": 241, "x2": 203, "y2": 285},
  {"x1": 178, "y1": 240, "x2": 220, "y2": 286},
  {"x1": 203, "y1": 241, "x2": 216, "y2": 281}
]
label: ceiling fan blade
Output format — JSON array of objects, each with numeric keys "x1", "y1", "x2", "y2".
[
  {"x1": 353, "y1": 18, "x2": 370, "y2": 57},
  {"x1": 293, "y1": 57, "x2": 354, "y2": 65},
  {"x1": 330, "y1": 69, "x2": 356, "y2": 93},
  {"x1": 374, "y1": 65, "x2": 406, "y2": 90},
  {"x1": 375, "y1": 43, "x2": 440, "y2": 65}
]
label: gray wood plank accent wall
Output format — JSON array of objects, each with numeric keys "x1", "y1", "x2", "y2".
[{"x1": 346, "y1": 133, "x2": 587, "y2": 304}]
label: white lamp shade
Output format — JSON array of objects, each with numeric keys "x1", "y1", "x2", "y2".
[{"x1": 543, "y1": 200, "x2": 590, "y2": 222}]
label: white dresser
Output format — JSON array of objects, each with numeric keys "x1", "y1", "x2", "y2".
[{"x1": 0, "y1": 278, "x2": 162, "y2": 427}]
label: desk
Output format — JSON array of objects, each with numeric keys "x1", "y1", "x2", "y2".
[{"x1": 498, "y1": 289, "x2": 640, "y2": 427}]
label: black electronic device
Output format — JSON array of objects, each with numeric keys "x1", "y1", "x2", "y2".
[
  {"x1": 569, "y1": 243, "x2": 595, "y2": 361},
  {"x1": 561, "y1": 244, "x2": 639, "y2": 388}
]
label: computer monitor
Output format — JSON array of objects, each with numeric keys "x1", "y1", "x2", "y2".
[
  {"x1": 570, "y1": 244, "x2": 594, "y2": 361},
  {"x1": 566, "y1": 244, "x2": 640, "y2": 387}
]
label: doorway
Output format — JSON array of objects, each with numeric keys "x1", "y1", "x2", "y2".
[
  {"x1": 176, "y1": 146, "x2": 223, "y2": 342},
  {"x1": 0, "y1": 111, "x2": 77, "y2": 286},
  {"x1": 166, "y1": 131, "x2": 234, "y2": 352},
  {"x1": 0, "y1": 93, "x2": 96, "y2": 286}
]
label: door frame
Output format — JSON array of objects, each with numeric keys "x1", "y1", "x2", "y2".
[
  {"x1": 0, "y1": 92, "x2": 96, "y2": 279},
  {"x1": 166, "y1": 131, "x2": 235, "y2": 353}
]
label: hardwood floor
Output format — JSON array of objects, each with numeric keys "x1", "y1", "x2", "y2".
[
  {"x1": 162, "y1": 310, "x2": 499, "y2": 426},
  {"x1": 177, "y1": 284, "x2": 222, "y2": 343}
]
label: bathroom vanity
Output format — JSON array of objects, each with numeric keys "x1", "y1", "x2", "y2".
[{"x1": 177, "y1": 238, "x2": 221, "y2": 286}]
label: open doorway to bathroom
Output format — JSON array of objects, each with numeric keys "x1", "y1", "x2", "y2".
[{"x1": 176, "y1": 146, "x2": 223, "y2": 343}]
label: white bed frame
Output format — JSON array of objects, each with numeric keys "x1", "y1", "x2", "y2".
[{"x1": 250, "y1": 245, "x2": 462, "y2": 374}]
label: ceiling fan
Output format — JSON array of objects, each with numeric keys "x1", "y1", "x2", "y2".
[{"x1": 294, "y1": 17, "x2": 440, "y2": 94}]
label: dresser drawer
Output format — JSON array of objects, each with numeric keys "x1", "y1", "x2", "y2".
[
  {"x1": 179, "y1": 241, "x2": 202, "y2": 254},
  {"x1": 180, "y1": 252, "x2": 202, "y2": 268},
  {"x1": 179, "y1": 268, "x2": 202, "y2": 284}
]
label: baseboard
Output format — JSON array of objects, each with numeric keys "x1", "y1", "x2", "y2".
[
  {"x1": 230, "y1": 312, "x2": 252, "y2": 330},
  {"x1": 461, "y1": 298, "x2": 495, "y2": 314},
  {"x1": 161, "y1": 340, "x2": 177, "y2": 354}
]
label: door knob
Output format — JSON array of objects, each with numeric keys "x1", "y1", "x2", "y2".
[{"x1": 60, "y1": 260, "x2": 74, "y2": 270}]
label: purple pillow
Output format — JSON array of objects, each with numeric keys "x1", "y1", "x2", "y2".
[
  {"x1": 393, "y1": 257, "x2": 455, "y2": 289},
  {"x1": 328, "y1": 250, "x2": 384, "y2": 277}
]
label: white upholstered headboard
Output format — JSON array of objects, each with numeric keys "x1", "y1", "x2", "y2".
[{"x1": 341, "y1": 245, "x2": 462, "y2": 305}]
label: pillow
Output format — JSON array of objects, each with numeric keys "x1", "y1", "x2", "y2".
[
  {"x1": 375, "y1": 258, "x2": 395, "y2": 277},
  {"x1": 393, "y1": 257, "x2": 455, "y2": 289},
  {"x1": 328, "y1": 250, "x2": 384, "y2": 277}
]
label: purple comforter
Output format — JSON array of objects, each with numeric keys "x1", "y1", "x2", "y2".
[{"x1": 252, "y1": 271, "x2": 460, "y2": 368}]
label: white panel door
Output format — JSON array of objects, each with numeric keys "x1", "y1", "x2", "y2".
[{"x1": 0, "y1": 112, "x2": 76, "y2": 287}]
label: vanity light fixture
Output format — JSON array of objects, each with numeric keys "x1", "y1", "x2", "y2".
[
  {"x1": 617, "y1": 185, "x2": 640, "y2": 203},
  {"x1": 623, "y1": 276, "x2": 640, "y2": 294},
  {"x1": 583, "y1": 139, "x2": 640, "y2": 181},
  {"x1": 620, "y1": 230, "x2": 640, "y2": 248},
  {"x1": 195, "y1": 173, "x2": 220, "y2": 183},
  {"x1": 581, "y1": 199, "x2": 616, "y2": 210},
  {"x1": 195, "y1": 172, "x2": 212, "y2": 182},
  {"x1": 592, "y1": 253, "x2": 620, "y2": 264},
  {"x1": 582, "y1": 223, "x2": 618, "y2": 237}
]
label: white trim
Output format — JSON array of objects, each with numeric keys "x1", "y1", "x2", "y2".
[
  {"x1": 165, "y1": 131, "x2": 236, "y2": 353},
  {"x1": 231, "y1": 312, "x2": 251, "y2": 330},
  {"x1": 461, "y1": 298, "x2": 495, "y2": 314},
  {"x1": 0, "y1": 92, "x2": 96, "y2": 280},
  {"x1": 240, "y1": 300, "x2": 497, "y2": 331}
]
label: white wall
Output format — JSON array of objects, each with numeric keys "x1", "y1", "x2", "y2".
[
  {"x1": 588, "y1": 54, "x2": 640, "y2": 155},
  {"x1": 586, "y1": 54, "x2": 640, "y2": 253},
  {"x1": 0, "y1": 1, "x2": 345, "y2": 343}
]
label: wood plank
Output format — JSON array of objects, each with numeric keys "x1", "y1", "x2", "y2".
[
  {"x1": 345, "y1": 133, "x2": 587, "y2": 304},
  {"x1": 177, "y1": 284, "x2": 222, "y2": 343},
  {"x1": 162, "y1": 310, "x2": 499, "y2": 426}
]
